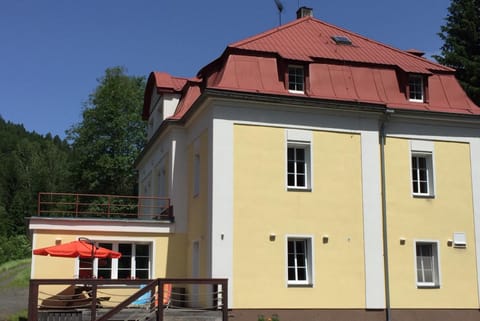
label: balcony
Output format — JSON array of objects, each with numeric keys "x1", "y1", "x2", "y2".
[{"x1": 35, "y1": 193, "x2": 173, "y2": 222}]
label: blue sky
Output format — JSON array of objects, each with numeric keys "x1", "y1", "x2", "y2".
[{"x1": 0, "y1": 0, "x2": 450, "y2": 138}]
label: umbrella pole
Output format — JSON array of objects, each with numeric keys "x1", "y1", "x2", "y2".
[
  {"x1": 91, "y1": 242, "x2": 95, "y2": 278},
  {"x1": 79, "y1": 237, "x2": 96, "y2": 278}
]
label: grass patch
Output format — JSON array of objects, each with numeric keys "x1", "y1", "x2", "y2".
[
  {"x1": 6, "y1": 309, "x2": 27, "y2": 321},
  {"x1": 0, "y1": 258, "x2": 30, "y2": 273},
  {"x1": 0, "y1": 258, "x2": 31, "y2": 289},
  {"x1": 11, "y1": 264, "x2": 31, "y2": 287}
]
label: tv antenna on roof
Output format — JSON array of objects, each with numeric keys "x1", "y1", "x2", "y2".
[{"x1": 274, "y1": 0, "x2": 284, "y2": 26}]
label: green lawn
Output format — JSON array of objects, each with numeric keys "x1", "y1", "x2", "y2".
[
  {"x1": 0, "y1": 258, "x2": 31, "y2": 288},
  {"x1": 0, "y1": 258, "x2": 30, "y2": 321}
]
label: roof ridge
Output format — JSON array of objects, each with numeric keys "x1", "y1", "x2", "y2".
[
  {"x1": 154, "y1": 71, "x2": 202, "y2": 84},
  {"x1": 229, "y1": 16, "x2": 311, "y2": 48}
]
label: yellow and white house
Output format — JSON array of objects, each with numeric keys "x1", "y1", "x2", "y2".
[{"x1": 30, "y1": 8, "x2": 480, "y2": 321}]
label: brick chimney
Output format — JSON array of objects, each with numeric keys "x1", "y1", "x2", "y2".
[{"x1": 296, "y1": 6, "x2": 313, "y2": 19}]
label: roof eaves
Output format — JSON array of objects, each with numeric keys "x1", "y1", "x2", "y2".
[
  {"x1": 386, "y1": 106, "x2": 480, "y2": 123},
  {"x1": 202, "y1": 87, "x2": 388, "y2": 114}
]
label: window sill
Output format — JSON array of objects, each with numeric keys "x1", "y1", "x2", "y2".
[
  {"x1": 417, "y1": 284, "x2": 440, "y2": 289},
  {"x1": 408, "y1": 99, "x2": 425, "y2": 103},
  {"x1": 288, "y1": 90, "x2": 305, "y2": 95},
  {"x1": 413, "y1": 194, "x2": 435, "y2": 199},
  {"x1": 287, "y1": 187, "x2": 312, "y2": 192},
  {"x1": 287, "y1": 283, "x2": 313, "y2": 288}
]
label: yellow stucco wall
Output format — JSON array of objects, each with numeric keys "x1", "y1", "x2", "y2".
[
  {"x1": 32, "y1": 230, "x2": 187, "y2": 279},
  {"x1": 186, "y1": 130, "x2": 210, "y2": 279},
  {"x1": 233, "y1": 124, "x2": 365, "y2": 308},
  {"x1": 385, "y1": 138, "x2": 478, "y2": 308}
]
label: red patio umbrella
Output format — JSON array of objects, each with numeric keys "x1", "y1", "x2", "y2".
[{"x1": 33, "y1": 239, "x2": 121, "y2": 259}]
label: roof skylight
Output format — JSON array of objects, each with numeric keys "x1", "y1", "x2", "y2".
[{"x1": 332, "y1": 36, "x2": 352, "y2": 45}]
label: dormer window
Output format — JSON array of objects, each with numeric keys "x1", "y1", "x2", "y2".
[
  {"x1": 408, "y1": 74, "x2": 425, "y2": 102},
  {"x1": 288, "y1": 65, "x2": 305, "y2": 94}
]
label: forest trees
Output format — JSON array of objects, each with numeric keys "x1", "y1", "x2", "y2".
[
  {"x1": 0, "y1": 118, "x2": 71, "y2": 263},
  {"x1": 435, "y1": 0, "x2": 480, "y2": 105}
]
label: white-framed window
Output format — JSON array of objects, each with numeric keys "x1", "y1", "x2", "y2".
[
  {"x1": 78, "y1": 242, "x2": 151, "y2": 279},
  {"x1": 288, "y1": 65, "x2": 305, "y2": 93},
  {"x1": 410, "y1": 140, "x2": 435, "y2": 197},
  {"x1": 411, "y1": 152, "x2": 434, "y2": 196},
  {"x1": 287, "y1": 143, "x2": 311, "y2": 189},
  {"x1": 415, "y1": 241, "x2": 440, "y2": 288},
  {"x1": 287, "y1": 237, "x2": 313, "y2": 286},
  {"x1": 286, "y1": 129, "x2": 312, "y2": 191},
  {"x1": 408, "y1": 74, "x2": 424, "y2": 102}
]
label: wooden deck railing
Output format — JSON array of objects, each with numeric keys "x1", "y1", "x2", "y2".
[
  {"x1": 28, "y1": 278, "x2": 228, "y2": 321},
  {"x1": 36, "y1": 192, "x2": 173, "y2": 221}
]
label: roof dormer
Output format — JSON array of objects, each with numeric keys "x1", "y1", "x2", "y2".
[
  {"x1": 143, "y1": 72, "x2": 188, "y2": 138},
  {"x1": 146, "y1": 92, "x2": 182, "y2": 138}
]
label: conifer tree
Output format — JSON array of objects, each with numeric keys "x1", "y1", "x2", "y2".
[{"x1": 435, "y1": 0, "x2": 480, "y2": 106}]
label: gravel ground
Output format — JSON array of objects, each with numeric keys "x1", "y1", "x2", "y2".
[{"x1": 0, "y1": 263, "x2": 29, "y2": 321}]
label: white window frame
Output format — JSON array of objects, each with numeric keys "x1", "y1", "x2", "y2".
[
  {"x1": 414, "y1": 240, "x2": 440, "y2": 288},
  {"x1": 286, "y1": 236, "x2": 314, "y2": 286},
  {"x1": 286, "y1": 129, "x2": 312, "y2": 191},
  {"x1": 408, "y1": 74, "x2": 424, "y2": 102},
  {"x1": 410, "y1": 141, "x2": 435, "y2": 197},
  {"x1": 287, "y1": 143, "x2": 311, "y2": 190},
  {"x1": 288, "y1": 65, "x2": 305, "y2": 94},
  {"x1": 76, "y1": 241, "x2": 152, "y2": 280}
]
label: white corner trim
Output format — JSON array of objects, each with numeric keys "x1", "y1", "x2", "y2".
[
  {"x1": 31, "y1": 232, "x2": 37, "y2": 279},
  {"x1": 210, "y1": 118, "x2": 234, "y2": 305},
  {"x1": 469, "y1": 138, "x2": 480, "y2": 305},
  {"x1": 361, "y1": 129, "x2": 386, "y2": 309}
]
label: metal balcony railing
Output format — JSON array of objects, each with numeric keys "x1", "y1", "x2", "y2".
[
  {"x1": 36, "y1": 192, "x2": 173, "y2": 222},
  {"x1": 28, "y1": 278, "x2": 228, "y2": 321}
]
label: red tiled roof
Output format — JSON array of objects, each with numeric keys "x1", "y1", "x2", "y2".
[
  {"x1": 229, "y1": 17, "x2": 451, "y2": 74},
  {"x1": 144, "y1": 16, "x2": 480, "y2": 122},
  {"x1": 152, "y1": 72, "x2": 188, "y2": 92}
]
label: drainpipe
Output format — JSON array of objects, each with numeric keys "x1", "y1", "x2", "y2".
[{"x1": 380, "y1": 109, "x2": 394, "y2": 321}]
